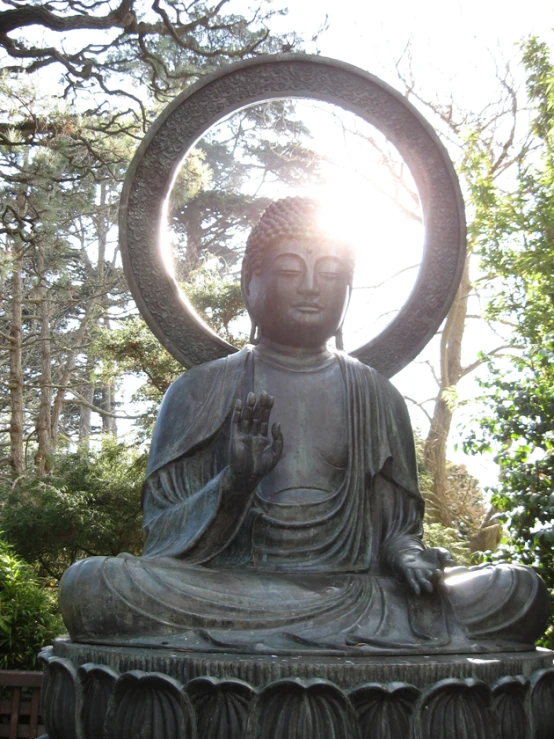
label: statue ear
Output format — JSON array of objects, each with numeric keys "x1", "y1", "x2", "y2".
[
  {"x1": 241, "y1": 259, "x2": 258, "y2": 340},
  {"x1": 249, "y1": 321, "x2": 261, "y2": 345},
  {"x1": 337, "y1": 283, "x2": 352, "y2": 340},
  {"x1": 241, "y1": 258, "x2": 252, "y2": 303}
]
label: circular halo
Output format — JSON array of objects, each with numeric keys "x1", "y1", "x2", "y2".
[{"x1": 120, "y1": 54, "x2": 466, "y2": 378}]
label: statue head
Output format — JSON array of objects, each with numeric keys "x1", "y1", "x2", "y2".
[{"x1": 242, "y1": 197, "x2": 356, "y2": 348}]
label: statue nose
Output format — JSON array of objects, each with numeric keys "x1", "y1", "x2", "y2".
[{"x1": 298, "y1": 271, "x2": 319, "y2": 295}]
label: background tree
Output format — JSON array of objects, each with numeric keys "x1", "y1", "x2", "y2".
[
  {"x1": 388, "y1": 49, "x2": 533, "y2": 545},
  {"x1": 0, "y1": 1, "x2": 309, "y2": 475},
  {"x1": 464, "y1": 37, "x2": 554, "y2": 643}
]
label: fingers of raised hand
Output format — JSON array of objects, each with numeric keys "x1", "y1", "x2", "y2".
[
  {"x1": 239, "y1": 392, "x2": 256, "y2": 433},
  {"x1": 251, "y1": 392, "x2": 271, "y2": 434},
  {"x1": 237, "y1": 392, "x2": 275, "y2": 435},
  {"x1": 259, "y1": 394, "x2": 274, "y2": 436},
  {"x1": 232, "y1": 399, "x2": 242, "y2": 427},
  {"x1": 271, "y1": 422, "x2": 283, "y2": 459}
]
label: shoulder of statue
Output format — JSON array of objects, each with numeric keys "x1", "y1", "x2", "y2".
[
  {"x1": 146, "y1": 348, "x2": 250, "y2": 477},
  {"x1": 163, "y1": 347, "x2": 249, "y2": 402},
  {"x1": 152, "y1": 349, "x2": 250, "y2": 432},
  {"x1": 336, "y1": 352, "x2": 407, "y2": 408},
  {"x1": 336, "y1": 352, "x2": 389, "y2": 383}
]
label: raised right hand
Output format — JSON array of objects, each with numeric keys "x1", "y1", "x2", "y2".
[{"x1": 228, "y1": 391, "x2": 284, "y2": 486}]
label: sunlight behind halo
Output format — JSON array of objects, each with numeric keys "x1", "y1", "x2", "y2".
[
  {"x1": 300, "y1": 102, "x2": 425, "y2": 351},
  {"x1": 167, "y1": 98, "x2": 425, "y2": 350},
  {"x1": 313, "y1": 174, "x2": 424, "y2": 351}
]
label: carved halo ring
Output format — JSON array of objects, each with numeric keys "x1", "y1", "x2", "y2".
[{"x1": 119, "y1": 54, "x2": 466, "y2": 378}]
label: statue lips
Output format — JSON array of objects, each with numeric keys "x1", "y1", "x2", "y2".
[{"x1": 292, "y1": 302, "x2": 323, "y2": 313}]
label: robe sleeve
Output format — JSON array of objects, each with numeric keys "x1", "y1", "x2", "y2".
[
  {"x1": 141, "y1": 350, "x2": 251, "y2": 562},
  {"x1": 366, "y1": 367, "x2": 426, "y2": 571},
  {"x1": 142, "y1": 430, "x2": 254, "y2": 563},
  {"x1": 372, "y1": 470, "x2": 426, "y2": 572}
]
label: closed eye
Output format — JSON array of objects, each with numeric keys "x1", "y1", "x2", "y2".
[{"x1": 276, "y1": 269, "x2": 302, "y2": 276}]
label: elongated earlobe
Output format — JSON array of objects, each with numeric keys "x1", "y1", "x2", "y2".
[{"x1": 249, "y1": 322, "x2": 261, "y2": 345}]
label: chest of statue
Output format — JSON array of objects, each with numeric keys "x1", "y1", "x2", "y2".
[{"x1": 252, "y1": 354, "x2": 347, "y2": 505}]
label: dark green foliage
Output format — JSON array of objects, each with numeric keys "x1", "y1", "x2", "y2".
[
  {"x1": 464, "y1": 38, "x2": 554, "y2": 646},
  {"x1": 186, "y1": 265, "x2": 248, "y2": 345},
  {"x1": 0, "y1": 537, "x2": 64, "y2": 670},
  {"x1": 422, "y1": 523, "x2": 473, "y2": 566},
  {"x1": 94, "y1": 268, "x2": 248, "y2": 436},
  {"x1": 466, "y1": 353, "x2": 554, "y2": 646},
  {"x1": 0, "y1": 440, "x2": 146, "y2": 581},
  {"x1": 94, "y1": 316, "x2": 183, "y2": 397}
]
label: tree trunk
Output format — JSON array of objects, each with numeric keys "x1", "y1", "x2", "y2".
[
  {"x1": 423, "y1": 257, "x2": 471, "y2": 525},
  {"x1": 96, "y1": 180, "x2": 117, "y2": 437},
  {"x1": 8, "y1": 238, "x2": 24, "y2": 475},
  {"x1": 50, "y1": 300, "x2": 97, "y2": 448},
  {"x1": 35, "y1": 246, "x2": 53, "y2": 475},
  {"x1": 100, "y1": 383, "x2": 117, "y2": 436},
  {"x1": 78, "y1": 373, "x2": 94, "y2": 447},
  {"x1": 180, "y1": 202, "x2": 203, "y2": 279}
]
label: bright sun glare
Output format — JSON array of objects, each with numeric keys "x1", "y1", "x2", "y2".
[{"x1": 167, "y1": 98, "x2": 425, "y2": 350}]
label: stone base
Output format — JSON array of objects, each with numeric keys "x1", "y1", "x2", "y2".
[{"x1": 39, "y1": 638, "x2": 554, "y2": 738}]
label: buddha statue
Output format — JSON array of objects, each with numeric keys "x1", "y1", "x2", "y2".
[{"x1": 59, "y1": 197, "x2": 549, "y2": 655}]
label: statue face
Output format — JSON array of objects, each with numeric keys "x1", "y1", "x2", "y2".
[{"x1": 247, "y1": 238, "x2": 351, "y2": 347}]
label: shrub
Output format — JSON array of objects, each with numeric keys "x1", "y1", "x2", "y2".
[
  {"x1": 0, "y1": 537, "x2": 64, "y2": 670},
  {"x1": 0, "y1": 438, "x2": 146, "y2": 581}
]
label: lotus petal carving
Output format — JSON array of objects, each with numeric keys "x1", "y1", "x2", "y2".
[
  {"x1": 350, "y1": 682, "x2": 419, "y2": 738},
  {"x1": 78, "y1": 663, "x2": 118, "y2": 739},
  {"x1": 104, "y1": 670, "x2": 196, "y2": 739},
  {"x1": 39, "y1": 649, "x2": 78, "y2": 739},
  {"x1": 246, "y1": 678, "x2": 359, "y2": 739},
  {"x1": 188, "y1": 676, "x2": 255, "y2": 739},
  {"x1": 415, "y1": 678, "x2": 497, "y2": 739}
]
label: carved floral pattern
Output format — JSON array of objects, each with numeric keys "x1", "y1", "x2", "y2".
[
  {"x1": 415, "y1": 678, "x2": 497, "y2": 739},
  {"x1": 38, "y1": 648, "x2": 554, "y2": 739},
  {"x1": 245, "y1": 679, "x2": 359, "y2": 739},
  {"x1": 492, "y1": 676, "x2": 530, "y2": 739},
  {"x1": 39, "y1": 650, "x2": 78, "y2": 739},
  {"x1": 530, "y1": 669, "x2": 554, "y2": 739},
  {"x1": 77, "y1": 663, "x2": 118, "y2": 739},
  {"x1": 187, "y1": 677, "x2": 255, "y2": 739},
  {"x1": 104, "y1": 671, "x2": 196, "y2": 739},
  {"x1": 350, "y1": 682, "x2": 419, "y2": 738}
]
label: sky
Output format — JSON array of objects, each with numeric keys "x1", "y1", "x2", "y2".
[{"x1": 283, "y1": 0, "x2": 553, "y2": 93}]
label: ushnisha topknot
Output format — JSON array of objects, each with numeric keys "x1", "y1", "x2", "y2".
[{"x1": 242, "y1": 197, "x2": 356, "y2": 288}]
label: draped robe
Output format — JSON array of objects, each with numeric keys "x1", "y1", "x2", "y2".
[{"x1": 59, "y1": 348, "x2": 549, "y2": 654}]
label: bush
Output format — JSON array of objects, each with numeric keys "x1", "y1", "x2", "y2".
[
  {"x1": 0, "y1": 438, "x2": 146, "y2": 581},
  {"x1": 0, "y1": 537, "x2": 64, "y2": 670},
  {"x1": 422, "y1": 522, "x2": 474, "y2": 566}
]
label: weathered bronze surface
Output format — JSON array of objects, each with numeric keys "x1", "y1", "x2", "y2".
[{"x1": 59, "y1": 197, "x2": 549, "y2": 656}]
